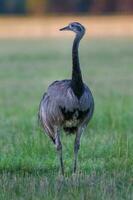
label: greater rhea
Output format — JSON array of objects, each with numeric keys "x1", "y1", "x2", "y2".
[{"x1": 39, "y1": 22, "x2": 94, "y2": 175}]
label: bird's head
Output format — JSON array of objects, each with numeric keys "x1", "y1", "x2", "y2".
[{"x1": 60, "y1": 22, "x2": 85, "y2": 36}]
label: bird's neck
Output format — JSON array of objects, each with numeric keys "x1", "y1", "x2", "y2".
[{"x1": 71, "y1": 34, "x2": 84, "y2": 99}]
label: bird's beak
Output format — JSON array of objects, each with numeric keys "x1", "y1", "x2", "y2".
[{"x1": 59, "y1": 26, "x2": 70, "y2": 31}]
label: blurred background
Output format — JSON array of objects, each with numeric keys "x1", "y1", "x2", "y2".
[
  {"x1": 0, "y1": 0, "x2": 133, "y2": 38},
  {"x1": 0, "y1": 0, "x2": 133, "y2": 15}
]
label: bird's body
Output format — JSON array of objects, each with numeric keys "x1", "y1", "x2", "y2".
[
  {"x1": 39, "y1": 22, "x2": 94, "y2": 175},
  {"x1": 39, "y1": 79, "x2": 94, "y2": 139}
]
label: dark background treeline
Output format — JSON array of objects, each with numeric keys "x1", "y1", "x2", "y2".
[{"x1": 0, "y1": 0, "x2": 133, "y2": 15}]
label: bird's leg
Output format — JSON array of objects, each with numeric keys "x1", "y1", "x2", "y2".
[
  {"x1": 55, "y1": 129, "x2": 64, "y2": 176},
  {"x1": 73, "y1": 127, "x2": 83, "y2": 173}
]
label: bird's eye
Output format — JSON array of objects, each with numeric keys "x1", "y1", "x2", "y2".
[{"x1": 71, "y1": 24, "x2": 74, "y2": 28}]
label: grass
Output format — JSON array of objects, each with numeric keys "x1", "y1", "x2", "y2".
[{"x1": 0, "y1": 38, "x2": 133, "y2": 199}]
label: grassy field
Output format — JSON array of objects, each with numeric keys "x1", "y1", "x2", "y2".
[{"x1": 0, "y1": 38, "x2": 133, "y2": 199}]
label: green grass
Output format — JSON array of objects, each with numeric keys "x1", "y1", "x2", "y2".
[{"x1": 0, "y1": 38, "x2": 133, "y2": 199}]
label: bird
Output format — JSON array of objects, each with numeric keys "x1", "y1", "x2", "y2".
[{"x1": 38, "y1": 22, "x2": 94, "y2": 175}]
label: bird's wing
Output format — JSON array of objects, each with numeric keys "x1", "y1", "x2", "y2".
[
  {"x1": 39, "y1": 81, "x2": 73, "y2": 134},
  {"x1": 47, "y1": 80, "x2": 79, "y2": 111},
  {"x1": 79, "y1": 84, "x2": 94, "y2": 126},
  {"x1": 39, "y1": 92, "x2": 58, "y2": 143},
  {"x1": 47, "y1": 80, "x2": 94, "y2": 115},
  {"x1": 38, "y1": 92, "x2": 47, "y2": 126},
  {"x1": 80, "y1": 85, "x2": 94, "y2": 111}
]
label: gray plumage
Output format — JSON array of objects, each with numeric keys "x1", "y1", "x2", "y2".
[{"x1": 38, "y1": 22, "x2": 94, "y2": 175}]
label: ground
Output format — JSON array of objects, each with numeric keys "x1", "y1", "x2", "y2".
[{"x1": 0, "y1": 33, "x2": 133, "y2": 198}]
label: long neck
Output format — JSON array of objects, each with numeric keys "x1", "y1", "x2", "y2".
[{"x1": 70, "y1": 34, "x2": 84, "y2": 98}]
